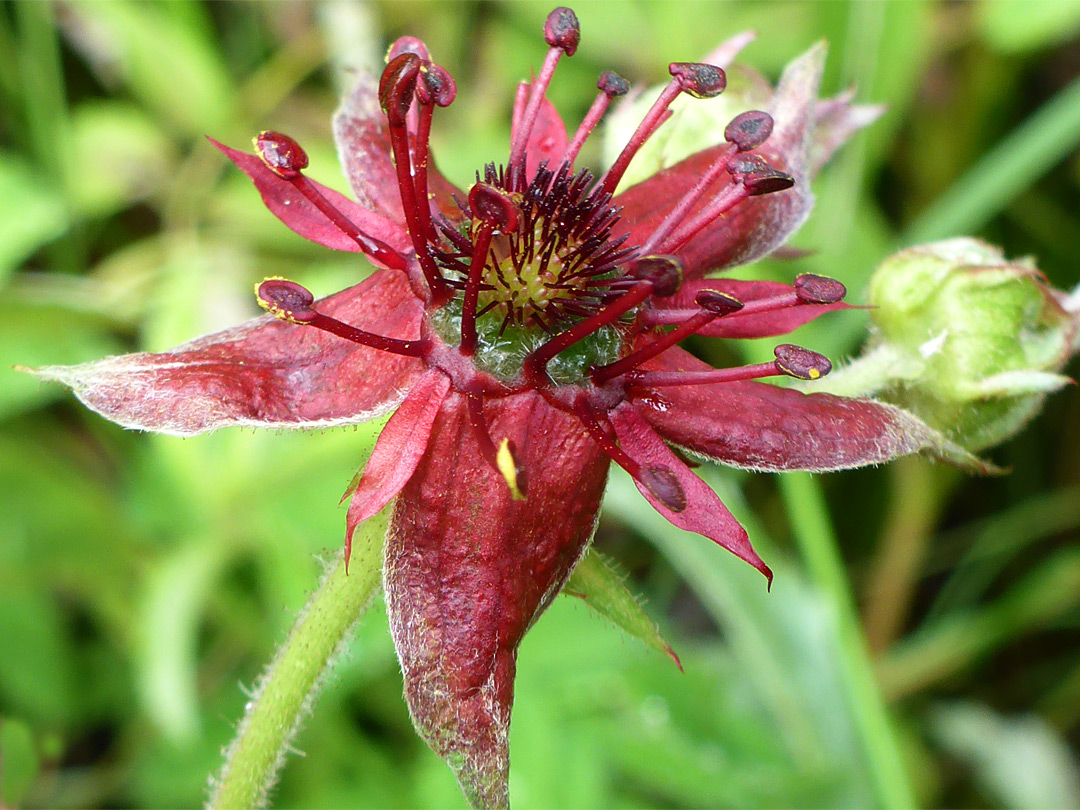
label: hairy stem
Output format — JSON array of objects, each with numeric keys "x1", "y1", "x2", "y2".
[{"x1": 207, "y1": 511, "x2": 387, "y2": 810}]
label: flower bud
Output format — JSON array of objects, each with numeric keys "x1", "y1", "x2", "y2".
[{"x1": 817, "y1": 239, "x2": 1078, "y2": 451}]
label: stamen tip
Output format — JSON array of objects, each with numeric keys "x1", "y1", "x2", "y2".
[
  {"x1": 795, "y1": 273, "x2": 847, "y2": 304},
  {"x1": 628, "y1": 255, "x2": 683, "y2": 298},
  {"x1": 386, "y1": 35, "x2": 430, "y2": 64},
  {"x1": 469, "y1": 182, "x2": 521, "y2": 232},
  {"x1": 724, "y1": 110, "x2": 774, "y2": 152},
  {"x1": 257, "y1": 278, "x2": 317, "y2": 324},
  {"x1": 254, "y1": 131, "x2": 308, "y2": 178},
  {"x1": 544, "y1": 7, "x2": 581, "y2": 56},
  {"x1": 774, "y1": 344, "x2": 832, "y2": 380},
  {"x1": 597, "y1": 70, "x2": 630, "y2": 97},
  {"x1": 418, "y1": 63, "x2": 457, "y2": 107},
  {"x1": 695, "y1": 289, "x2": 744, "y2": 316},
  {"x1": 727, "y1": 154, "x2": 794, "y2": 196},
  {"x1": 379, "y1": 53, "x2": 422, "y2": 125},
  {"x1": 669, "y1": 62, "x2": 726, "y2": 98}
]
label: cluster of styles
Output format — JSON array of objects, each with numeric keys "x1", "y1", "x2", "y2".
[{"x1": 34, "y1": 8, "x2": 978, "y2": 808}]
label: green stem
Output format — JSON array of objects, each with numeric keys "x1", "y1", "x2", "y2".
[
  {"x1": 778, "y1": 473, "x2": 916, "y2": 810},
  {"x1": 207, "y1": 512, "x2": 386, "y2": 810}
]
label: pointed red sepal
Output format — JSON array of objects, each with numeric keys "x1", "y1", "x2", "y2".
[
  {"x1": 29, "y1": 270, "x2": 425, "y2": 435},
  {"x1": 608, "y1": 401, "x2": 772, "y2": 584},
  {"x1": 635, "y1": 347, "x2": 989, "y2": 473},
  {"x1": 209, "y1": 138, "x2": 411, "y2": 264},
  {"x1": 344, "y1": 369, "x2": 450, "y2": 572},
  {"x1": 384, "y1": 391, "x2": 609, "y2": 808}
]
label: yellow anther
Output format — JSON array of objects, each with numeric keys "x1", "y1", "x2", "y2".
[{"x1": 496, "y1": 438, "x2": 526, "y2": 501}]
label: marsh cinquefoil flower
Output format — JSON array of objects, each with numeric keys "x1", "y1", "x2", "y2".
[{"x1": 32, "y1": 8, "x2": 979, "y2": 807}]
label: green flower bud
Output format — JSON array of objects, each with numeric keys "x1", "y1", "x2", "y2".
[{"x1": 816, "y1": 238, "x2": 1078, "y2": 451}]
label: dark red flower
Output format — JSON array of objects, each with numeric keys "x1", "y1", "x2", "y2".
[{"x1": 31, "y1": 9, "x2": 976, "y2": 808}]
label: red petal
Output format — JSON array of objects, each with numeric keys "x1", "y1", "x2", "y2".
[
  {"x1": 344, "y1": 368, "x2": 450, "y2": 562},
  {"x1": 32, "y1": 270, "x2": 425, "y2": 435},
  {"x1": 332, "y1": 73, "x2": 464, "y2": 225},
  {"x1": 635, "y1": 347, "x2": 959, "y2": 472},
  {"x1": 650, "y1": 278, "x2": 851, "y2": 338},
  {"x1": 608, "y1": 401, "x2": 771, "y2": 582},
  {"x1": 613, "y1": 45, "x2": 826, "y2": 278},
  {"x1": 385, "y1": 390, "x2": 609, "y2": 808},
  {"x1": 510, "y1": 82, "x2": 569, "y2": 183},
  {"x1": 209, "y1": 138, "x2": 411, "y2": 261}
]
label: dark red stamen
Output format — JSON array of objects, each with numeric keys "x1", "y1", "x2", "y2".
[
  {"x1": 644, "y1": 273, "x2": 847, "y2": 328},
  {"x1": 599, "y1": 61, "x2": 726, "y2": 195},
  {"x1": 795, "y1": 273, "x2": 846, "y2": 304},
  {"x1": 380, "y1": 54, "x2": 452, "y2": 302},
  {"x1": 508, "y1": 7, "x2": 580, "y2": 190},
  {"x1": 727, "y1": 153, "x2": 795, "y2": 196},
  {"x1": 256, "y1": 279, "x2": 430, "y2": 357},
  {"x1": 461, "y1": 184, "x2": 519, "y2": 354},
  {"x1": 413, "y1": 63, "x2": 457, "y2": 242},
  {"x1": 573, "y1": 396, "x2": 686, "y2": 511},
  {"x1": 562, "y1": 70, "x2": 630, "y2": 172},
  {"x1": 254, "y1": 131, "x2": 407, "y2": 271},
  {"x1": 773, "y1": 344, "x2": 832, "y2": 380},
  {"x1": 658, "y1": 178, "x2": 750, "y2": 254},
  {"x1": 591, "y1": 289, "x2": 743, "y2": 384},
  {"x1": 630, "y1": 343, "x2": 832, "y2": 387},
  {"x1": 724, "y1": 110, "x2": 774, "y2": 152},
  {"x1": 524, "y1": 277, "x2": 656, "y2": 383}
]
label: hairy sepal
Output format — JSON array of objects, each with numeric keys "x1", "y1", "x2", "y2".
[
  {"x1": 209, "y1": 138, "x2": 412, "y2": 262},
  {"x1": 28, "y1": 271, "x2": 424, "y2": 435},
  {"x1": 384, "y1": 391, "x2": 609, "y2": 809},
  {"x1": 345, "y1": 369, "x2": 451, "y2": 565},
  {"x1": 609, "y1": 401, "x2": 772, "y2": 583},
  {"x1": 636, "y1": 347, "x2": 997, "y2": 474}
]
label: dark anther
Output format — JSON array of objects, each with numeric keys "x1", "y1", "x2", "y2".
[
  {"x1": 668, "y1": 62, "x2": 726, "y2": 98},
  {"x1": 727, "y1": 154, "x2": 795, "y2": 196},
  {"x1": 385, "y1": 36, "x2": 430, "y2": 63},
  {"x1": 469, "y1": 182, "x2": 520, "y2": 232},
  {"x1": 724, "y1": 110, "x2": 774, "y2": 152},
  {"x1": 694, "y1": 289, "x2": 744, "y2": 316},
  {"x1": 597, "y1": 70, "x2": 630, "y2": 97},
  {"x1": 418, "y1": 64, "x2": 456, "y2": 107},
  {"x1": 544, "y1": 7, "x2": 581, "y2": 56},
  {"x1": 774, "y1": 344, "x2": 832, "y2": 380},
  {"x1": 379, "y1": 53, "x2": 422, "y2": 127},
  {"x1": 795, "y1": 274, "x2": 847, "y2": 304},
  {"x1": 642, "y1": 466, "x2": 686, "y2": 512},
  {"x1": 254, "y1": 131, "x2": 308, "y2": 179},
  {"x1": 257, "y1": 279, "x2": 317, "y2": 324},
  {"x1": 627, "y1": 255, "x2": 683, "y2": 298}
]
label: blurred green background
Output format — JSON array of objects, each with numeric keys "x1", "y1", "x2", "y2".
[{"x1": 2, "y1": 1, "x2": 1080, "y2": 807}]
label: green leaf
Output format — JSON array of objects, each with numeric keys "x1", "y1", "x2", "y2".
[
  {"x1": 930, "y1": 702, "x2": 1080, "y2": 809},
  {"x1": 0, "y1": 155, "x2": 69, "y2": 284},
  {"x1": 70, "y1": 101, "x2": 175, "y2": 218},
  {"x1": 0, "y1": 718, "x2": 39, "y2": 808},
  {"x1": 1, "y1": 304, "x2": 122, "y2": 420},
  {"x1": 563, "y1": 549, "x2": 681, "y2": 669},
  {"x1": 64, "y1": 1, "x2": 234, "y2": 136},
  {"x1": 979, "y1": 0, "x2": 1080, "y2": 53}
]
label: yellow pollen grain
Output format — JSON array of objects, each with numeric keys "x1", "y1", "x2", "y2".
[{"x1": 808, "y1": 368, "x2": 821, "y2": 379}]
